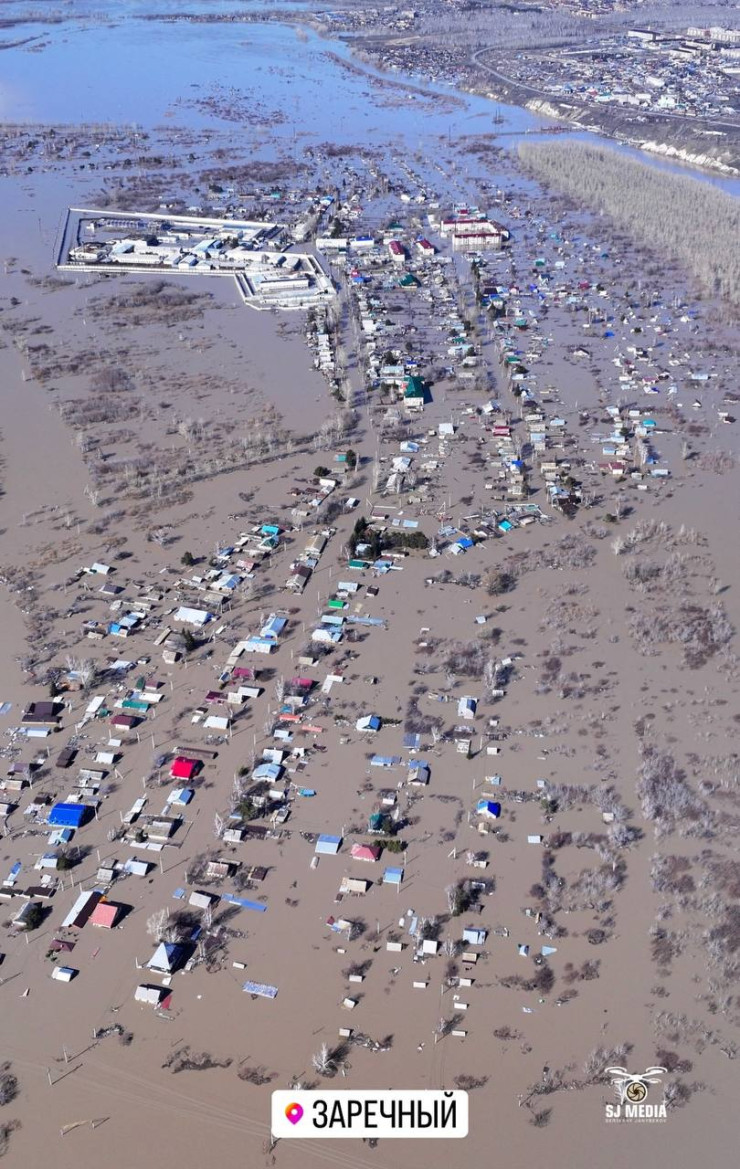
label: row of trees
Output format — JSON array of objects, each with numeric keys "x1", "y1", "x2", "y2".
[{"x1": 519, "y1": 141, "x2": 740, "y2": 309}]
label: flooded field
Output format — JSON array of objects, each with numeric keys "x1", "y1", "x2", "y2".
[
  {"x1": 0, "y1": 6, "x2": 737, "y2": 1169},
  {"x1": 0, "y1": 2, "x2": 737, "y2": 194}
]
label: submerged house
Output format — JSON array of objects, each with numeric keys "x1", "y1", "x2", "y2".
[
  {"x1": 356, "y1": 715, "x2": 381, "y2": 733},
  {"x1": 48, "y1": 803, "x2": 93, "y2": 830},
  {"x1": 147, "y1": 941, "x2": 188, "y2": 974},
  {"x1": 476, "y1": 799, "x2": 501, "y2": 820},
  {"x1": 350, "y1": 843, "x2": 382, "y2": 863},
  {"x1": 315, "y1": 834, "x2": 342, "y2": 856},
  {"x1": 170, "y1": 756, "x2": 200, "y2": 781},
  {"x1": 403, "y1": 375, "x2": 425, "y2": 411},
  {"x1": 89, "y1": 899, "x2": 124, "y2": 929}
]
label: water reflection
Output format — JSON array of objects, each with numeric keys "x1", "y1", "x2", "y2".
[{"x1": 0, "y1": 8, "x2": 737, "y2": 195}]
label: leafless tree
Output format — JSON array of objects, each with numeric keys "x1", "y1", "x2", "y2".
[
  {"x1": 147, "y1": 908, "x2": 170, "y2": 942},
  {"x1": 64, "y1": 654, "x2": 96, "y2": 690},
  {"x1": 311, "y1": 1043, "x2": 336, "y2": 1076},
  {"x1": 520, "y1": 141, "x2": 740, "y2": 308}
]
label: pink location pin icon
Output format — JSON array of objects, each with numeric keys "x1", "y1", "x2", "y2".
[{"x1": 285, "y1": 1102, "x2": 304, "y2": 1126}]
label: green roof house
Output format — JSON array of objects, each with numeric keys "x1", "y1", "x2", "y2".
[{"x1": 404, "y1": 375, "x2": 425, "y2": 411}]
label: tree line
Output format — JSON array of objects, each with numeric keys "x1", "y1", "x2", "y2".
[{"x1": 519, "y1": 140, "x2": 740, "y2": 309}]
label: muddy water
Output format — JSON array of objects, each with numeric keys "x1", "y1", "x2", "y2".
[
  {"x1": 0, "y1": 9, "x2": 737, "y2": 1169},
  {"x1": 0, "y1": 6, "x2": 738, "y2": 196}
]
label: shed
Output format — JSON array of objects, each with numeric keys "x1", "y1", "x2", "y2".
[
  {"x1": 203, "y1": 715, "x2": 229, "y2": 731},
  {"x1": 340, "y1": 876, "x2": 372, "y2": 894},
  {"x1": 315, "y1": 834, "x2": 342, "y2": 856},
  {"x1": 135, "y1": 983, "x2": 171, "y2": 1006},
  {"x1": 125, "y1": 857, "x2": 152, "y2": 877},
  {"x1": 49, "y1": 938, "x2": 75, "y2": 954},
  {"x1": 168, "y1": 788, "x2": 194, "y2": 807},
  {"x1": 189, "y1": 890, "x2": 217, "y2": 910},
  {"x1": 36, "y1": 853, "x2": 59, "y2": 871},
  {"x1": 356, "y1": 715, "x2": 381, "y2": 732},
  {"x1": 51, "y1": 966, "x2": 77, "y2": 983},
  {"x1": 476, "y1": 799, "x2": 501, "y2": 820},
  {"x1": 383, "y1": 866, "x2": 404, "y2": 888},
  {"x1": 462, "y1": 926, "x2": 487, "y2": 946}
]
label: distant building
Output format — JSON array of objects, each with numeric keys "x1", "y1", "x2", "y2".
[{"x1": 388, "y1": 240, "x2": 406, "y2": 264}]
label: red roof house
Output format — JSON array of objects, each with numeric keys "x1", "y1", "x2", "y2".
[
  {"x1": 110, "y1": 714, "x2": 137, "y2": 729},
  {"x1": 170, "y1": 756, "x2": 200, "y2": 781},
  {"x1": 350, "y1": 843, "x2": 382, "y2": 863},
  {"x1": 89, "y1": 900, "x2": 123, "y2": 929}
]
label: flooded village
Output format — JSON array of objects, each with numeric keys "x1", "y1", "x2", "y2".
[{"x1": 0, "y1": 5, "x2": 738, "y2": 1169}]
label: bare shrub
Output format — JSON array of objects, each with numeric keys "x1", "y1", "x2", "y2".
[
  {"x1": 238, "y1": 1066, "x2": 277, "y2": 1085},
  {"x1": 651, "y1": 855, "x2": 696, "y2": 896},
  {"x1": 486, "y1": 568, "x2": 516, "y2": 596},
  {"x1": 0, "y1": 1068, "x2": 17, "y2": 1108},
  {"x1": 453, "y1": 1074, "x2": 489, "y2": 1090},
  {"x1": 629, "y1": 602, "x2": 733, "y2": 668},
  {"x1": 637, "y1": 749, "x2": 709, "y2": 839}
]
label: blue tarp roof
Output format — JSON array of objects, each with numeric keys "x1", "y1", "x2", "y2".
[
  {"x1": 48, "y1": 803, "x2": 91, "y2": 828},
  {"x1": 222, "y1": 893, "x2": 267, "y2": 913},
  {"x1": 476, "y1": 799, "x2": 501, "y2": 818},
  {"x1": 358, "y1": 715, "x2": 381, "y2": 731},
  {"x1": 170, "y1": 788, "x2": 194, "y2": 805}
]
